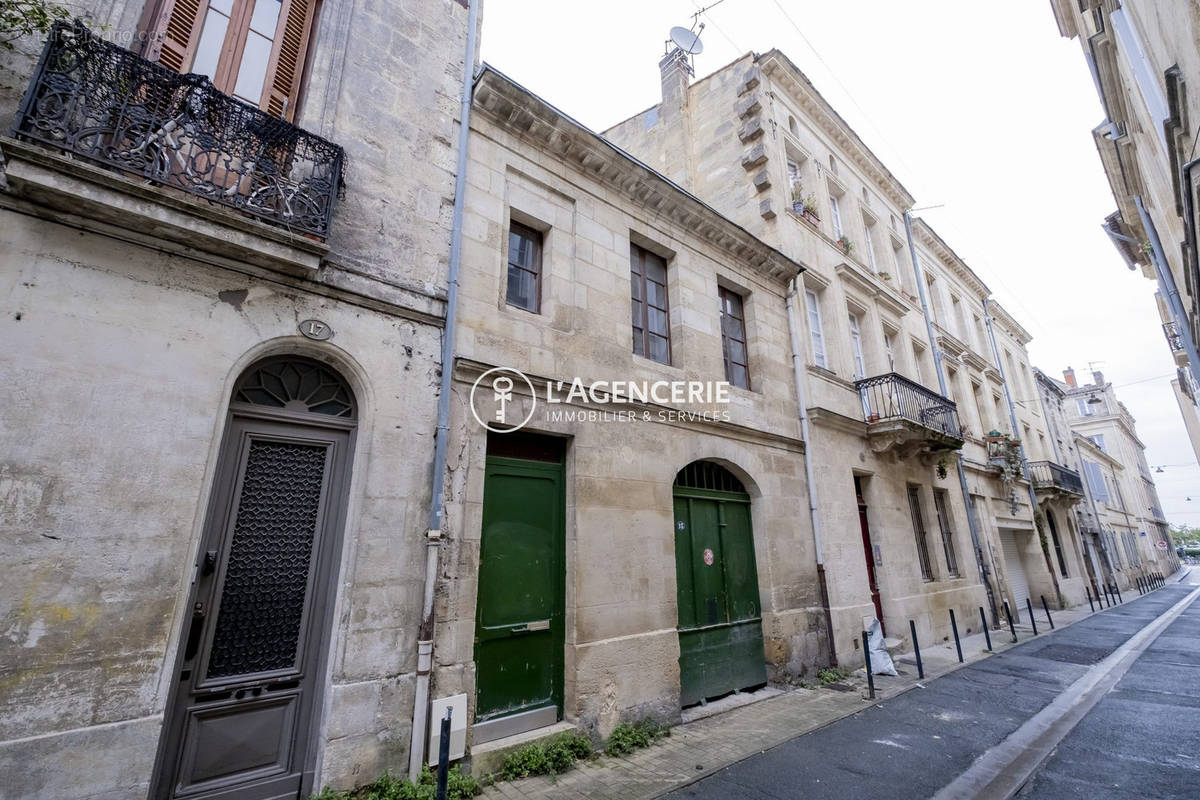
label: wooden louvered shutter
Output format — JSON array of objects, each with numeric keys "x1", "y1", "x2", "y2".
[
  {"x1": 262, "y1": 0, "x2": 316, "y2": 120},
  {"x1": 148, "y1": 0, "x2": 207, "y2": 73}
]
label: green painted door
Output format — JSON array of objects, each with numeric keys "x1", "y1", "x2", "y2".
[
  {"x1": 474, "y1": 455, "x2": 564, "y2": 732},
  {"x1": 674, "y1": 475, "x2": 766, "y2": 707}
]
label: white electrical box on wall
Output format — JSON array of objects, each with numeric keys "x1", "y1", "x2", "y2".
[{"x1": 427, "y1": 693, "x2": 468, "y2": 765}]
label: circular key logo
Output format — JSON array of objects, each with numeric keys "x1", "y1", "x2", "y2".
[{"x1": 470, "y1": 367, "x2": 537, "y2": 433}]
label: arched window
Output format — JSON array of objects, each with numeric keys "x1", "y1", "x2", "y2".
[
  {"x1": 674, "y1": 461, "x2": 748, "y2": 496},
  {"x1": 233, "y1": 355, "x2": 356, "y2": 418}
]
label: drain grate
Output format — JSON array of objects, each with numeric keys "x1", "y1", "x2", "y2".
[{"x1": 1032, "y1": 643, "x2": 1111, "y2": 665}]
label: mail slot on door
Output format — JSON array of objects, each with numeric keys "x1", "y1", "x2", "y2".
[{"x1": 513, "y1": 619, "x2": 551, "y2": 633}]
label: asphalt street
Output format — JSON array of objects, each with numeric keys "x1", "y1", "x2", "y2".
[
  {"x1": 1018, "y1": 571, "x2": 1200, "y2": 799},
  {"x1": 664, "y1": 576, "x2": 1198, "y2": 800}
]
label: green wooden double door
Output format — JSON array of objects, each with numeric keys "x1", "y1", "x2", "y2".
[
  {"x1": 473, "y1": 448, "x2": 565, "y2": 743},
  {"x1": 673, "y1": 473, "x2": 767, "y2": 707}
]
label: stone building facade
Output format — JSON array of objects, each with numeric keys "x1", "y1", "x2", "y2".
[
  {"x1": 429, "y1": 65, "x2": 824, "y2": 751},
  {"x1": 1058, "y1": 368, "x2": 1177, "y2": 583},
  {"x1": 0, "y1": 0, "x2": 476, "y2": 797},
  {"x1": 1049, "y1": 0, "x2": 1200, "y2": 469}
]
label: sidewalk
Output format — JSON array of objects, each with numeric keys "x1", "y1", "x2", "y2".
[{"x1": 477, "y1": 587, "x2": 1150, "y2": 800}]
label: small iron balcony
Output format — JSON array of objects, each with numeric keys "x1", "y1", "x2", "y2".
[
  {"x1": 12, "y1": 21, "x2": 343, "y2": 240},
  {"x1": 1028, "y1": 460, "x2": 1084, "y2": 498},
  {"x1": 855, "y1": 373, "x2": 963, "y2": 455}
]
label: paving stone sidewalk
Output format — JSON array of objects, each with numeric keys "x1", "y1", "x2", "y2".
[{"x1": 477, "y1": 585, "x2": 1154, "y2": 800}]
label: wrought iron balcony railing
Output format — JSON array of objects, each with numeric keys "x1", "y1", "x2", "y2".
[
  {"x1": 12, "y1": 21, "x2": 343, "y2": 239},
  {"x1": 1028, "y1": 460, "x2": 1084, "y2": 496},
  {"x1": 855, "y1": 372, "x2": 962, "y2": 440},
  {"x1": 1163, "y1": 321, "x2": 1185, "y2": 353}
]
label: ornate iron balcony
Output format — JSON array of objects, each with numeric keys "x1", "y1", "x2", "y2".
[
  {"x1": 855, "y1": 373, "x2": 962, "y2": 452},
  {"x1": 1028, "y1": 460, "x2": 1084, "y2": 497},
  {"x1": 12, "y1": 21, "x2": 343, "y2": 240},
  {"x1": 1163, "y1": 321, "x2": 1184, "y2": 353}
]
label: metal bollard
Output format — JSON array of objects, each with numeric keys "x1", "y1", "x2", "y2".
[
  {"x1": 909, "y1": 619, "x2": 924, "y2": 679},
  {"x1": 1003, "y1": 600, "x2": 1018, "y2": 642},
  {"x1": 949, "y1": 608, "x2": 963, "y2": 663},
  {"x1": 1103, "y1": 584, "x2": 1112, "y2": 608},
  {"x1": 862, "y1": 630, "x2": 875, "y2": 700},
  {"x1": 1026, "y1": 597, "x2": 1039, "y2": 635},
  {"x1": 1041, "y1": 595, "x2": 1055, "y2": 630},
  {"x1": 435, "y1": 707, "x2": 451, "y2": 800},
  {"x1": 979, "y1": 606, "x2": 993, "y2": 652},
  {"x1": 1086, "y1": 585, "x2": 1096, "y2": 612},
  {"x1": 1115, "y1": 584, "x2": 1123, "y2": 604}
]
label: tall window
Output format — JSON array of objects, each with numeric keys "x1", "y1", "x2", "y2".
[
  {"x1": 863, "y1": 221, "x2": 878, "y2": 271},
  {"x1": 933, "y1": 490, "x2": 959, "y2": 577},
  {"x1": 912, "y1": 343, "x2": 925, "y2": 385},
  {"x1": 805, "y1": 290, "x2": 827, "y2": 368},
  {"x1": 1047, "y1": 512, "x2": 1068, "y2": 577},
  {"x1": 1082, "y1": 460, "x2": 1110, "y2": 503},
  {"x1": 630, "y1": 244, "x2": 671, "y2": 364},
  {"x1": 829, "y1": 194, "x2": 844, "y2": 238},
  {"x1": 506, "y1": 221, "x2": 542, "y2": 313},
  {"x1": 1089, "y1": 434, "x2": 1106, "y2": 452},
  {"x1": 848, "y1": 313, "x2": 866, "y2": 379},
  {"x1": 151, "y1": 0, "x2": 317, "y2": 120},
  {"x1": 1076, "y1": 398, "x2": 1094, "y2": 417},
  {"x1": 719, "y1": 287, "x2": 750, "y2": 389},
  {"x1": 884, "y1": 333, "x2": 896, "y2": 371},
  {"x1": 908, "y1": 486, "x2": 935, "y2": 580}
]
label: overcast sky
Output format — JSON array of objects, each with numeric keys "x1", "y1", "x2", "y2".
[{"x1": 479, "y1": 0, "x2": 1200, "y2": 527}]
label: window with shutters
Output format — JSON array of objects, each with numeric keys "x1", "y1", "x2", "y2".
[
  {"x1": 630, "y1": 243, "x2": 671, "y2": 364},
  {"x1": 933, "y1": 490, "x2": 959, "y2": 577},
  {"x1": 149, "y1": 0, "x2": 317, "y2": 120},
  {"x1": 718, "y1": 287, "x2": 749, "y2": 389}
]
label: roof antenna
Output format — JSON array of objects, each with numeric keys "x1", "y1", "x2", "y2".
[{"x1": 667, "y1": 23, "x2": 705, "y2": 72}]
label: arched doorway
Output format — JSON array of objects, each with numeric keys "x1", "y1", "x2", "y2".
[
  {"x1": 673, "y1": 461, "x2": 767, "y2": 706},
  {"x1": 153, "y1": 356, "x2": 357, "y2": 800}
]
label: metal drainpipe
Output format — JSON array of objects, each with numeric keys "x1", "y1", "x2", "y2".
[
  {"x1": 1135, "y1": 194, "x2": 1200, "y2": 379},
  {"x1": 409, "y1": 0, "x2": 479, "y2": 780},
  {"x1": 983, "y1": 298, "x2": 1065, "y2": 608},
  {"x1": 903, "y1": 212, "x2": 998, "y2": 624},
  {"x1": 785, "y1": 276, "x2": 837, "y2": 666}
]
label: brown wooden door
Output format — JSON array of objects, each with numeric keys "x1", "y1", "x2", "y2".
[
  {"x1": 154, "y1": 358, "x2": 356, "y2": 800},
  {"x1": 856, "y1": 478, "x2": 884, "y2": 633}
]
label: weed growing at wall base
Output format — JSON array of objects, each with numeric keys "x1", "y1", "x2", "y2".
[{"x1": 310, "y1": 765, "x2": 480, "y2": 800}]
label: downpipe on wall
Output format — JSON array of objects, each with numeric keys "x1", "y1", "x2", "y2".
[
  {"x1": 904, "y1": 211, "x2": 998, "y2": 625},
  {"x1": 410, "y1": 0, "x2": 479, "y2": 781},
  {"x1": 785, "y1": 275, "x2": 837, "y2": 666},
  {"x1": 982, "y1": 298, "x2": 1064, "y2": 608}
]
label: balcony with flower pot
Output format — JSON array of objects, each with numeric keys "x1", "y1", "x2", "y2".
[{"x1": 855, "y1": 372, "x2": 964, "y2": 457}]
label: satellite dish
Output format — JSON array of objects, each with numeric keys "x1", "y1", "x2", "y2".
[{"x1": 670, "y1": 25, "x2": 704, "y2": 55}]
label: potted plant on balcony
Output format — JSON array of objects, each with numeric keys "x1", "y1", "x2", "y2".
[
  {"x1": 935, "y1": 457, "x2": 948, "y2": 480},
  {"x1": 837, "y1": 235, "x2": 854, "y2": 255},
  {"x1": 877, "y1": 271, "x2": 892, "y2": 282},
  {"x1": 790, "y1": 184, "x2": 805, "y2": 214}
]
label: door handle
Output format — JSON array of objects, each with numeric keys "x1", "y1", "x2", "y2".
[
  {"x1": 511, "y1": 619, "x2": 551, "y2": 633},
  {"x1": 183, "y1": 602, "x2": 206, "y2": 661}
]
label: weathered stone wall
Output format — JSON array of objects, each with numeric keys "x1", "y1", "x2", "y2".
[
  {"x1": 428, "y1": 84, "x2": 827, "y2": 743},
  {"x1": 0, "y1": 0, "x2": 475, "y2": 795}
]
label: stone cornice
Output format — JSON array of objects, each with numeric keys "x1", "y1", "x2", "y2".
[
  {"x1": 473, "y1": 66, "x2": 803, "y2": 285},
  {"x1": 758, "y1": 51, "x2": 915, "y2": 211},
  {"x1": 913, "y1": 218, "x2": 991, "y2": 299},
  {"x1": 987, "y1": 299, "x2": 1032, "y2": 346},
  {"x1": 834, "y1": 259, "x2": 909, "y2": 318}
]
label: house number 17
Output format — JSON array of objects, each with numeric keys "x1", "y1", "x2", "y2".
[{"x1": 299, "y1": 319, "x2": 333, "y2": 341}]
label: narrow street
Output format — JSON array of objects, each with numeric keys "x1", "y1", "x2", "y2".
[{"x1": 666, "y1": 573, "x2": 1200, "y2": 800}]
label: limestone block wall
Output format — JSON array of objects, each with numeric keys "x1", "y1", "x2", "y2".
[{"x1": 0, "y1": 216, "x2": 443, "y2": 797}]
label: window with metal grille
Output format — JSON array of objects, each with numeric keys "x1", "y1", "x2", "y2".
[
  {"x1": 631, "y1": 243, "x2": 671, "y2": 364},
  {"x1": 506, "y1": 220, "x2": 542, "y2": 313},
  {"x1": 719, "y1": 287, "x2": 749, "y2": 389},
  {"x1": 674, "y1": 461, "x2": 747, "y2": 495},
  {"x1": 908, "y1": 486, "x2": 935, "y2": 581},
  {"x1": 933, "y1": 490, "x2": 959, "y2": 577}
]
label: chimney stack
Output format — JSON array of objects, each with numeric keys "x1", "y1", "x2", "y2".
[
  {"x1": 659, "y1": 47, "x2": 693, "y2": 118},
  {"x1": 1093, "y1": 370, "x2": 1105, "y2": 386},
  {"x1": 1063, "y1": 367, "x2": 1076, "y2": 387}
]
